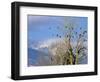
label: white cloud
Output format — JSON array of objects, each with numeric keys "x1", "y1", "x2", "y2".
[{"x1": 31, "y1": 38, "x2": 63, "y2": 50}]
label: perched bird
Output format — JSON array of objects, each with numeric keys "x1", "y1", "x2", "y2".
[
  {"x1": 56, "y1": 34, "x2": 59, "y2": 37},
  {"x1": 59, "y1": 36, "x2": 61, "y2": 38}
]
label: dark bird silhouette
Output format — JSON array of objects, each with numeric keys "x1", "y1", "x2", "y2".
[
  {"x1": 56, "y1": 34, "x2": 59, "y2": 37},
  {"x1": 59, "y1": 36, "x2": 61, "y2": 38}
]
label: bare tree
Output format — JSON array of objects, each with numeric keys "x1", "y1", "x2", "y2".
[{"x1": 49, "y1": 17, "x2": 87, "y2": 65}]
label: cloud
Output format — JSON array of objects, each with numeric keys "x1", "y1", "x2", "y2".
[{"x1": 31, "y1": 38, "x2": 63, "y2": 50}]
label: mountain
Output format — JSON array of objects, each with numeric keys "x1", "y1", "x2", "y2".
[{"x1": 28, "y1": 48, "x2": 52, "y2": 66}]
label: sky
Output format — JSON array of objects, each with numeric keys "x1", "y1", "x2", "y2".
[{"x1": 28, "y1": 15, "x2": 88, "y2": 49}]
